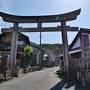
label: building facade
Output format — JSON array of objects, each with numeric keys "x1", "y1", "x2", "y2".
[
  {"x1": 0, "y1": 32, "x2": 30, "y2": 68},
  {"x1": 0, "y1": 32, "x2": 43, "y2": 69},
  {"x1": 30, "y1": 42, "x2": 44, "y2": 66}
]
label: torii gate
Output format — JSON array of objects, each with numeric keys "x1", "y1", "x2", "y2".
[{"x1": 0, "y1": 9, "x2": 81, "y2": 77}]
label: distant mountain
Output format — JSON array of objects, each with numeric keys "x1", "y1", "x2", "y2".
[
  {"x1": 39, "y1": 44, "x2": 70, "y2": 54},
  {"x1": 41, "y1": 43, "x2": 62, "y2": 49}
]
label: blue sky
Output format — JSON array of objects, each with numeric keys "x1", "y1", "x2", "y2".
[{"x1": 0, "y1": 0, "x2": 90, "y2": 44}]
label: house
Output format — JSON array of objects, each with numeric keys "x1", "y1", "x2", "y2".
[
  {"x1": 30, "y1": 42, "x2": 44, "y2": 66},
  {"x1": 0, "y1": 32, "x2": 44, "y2": 69},
  {"x1": 59, "y1": 28, "x2": 90, "y2": 85},
  {"x1": 0, "y1": 32, "x2": 30, "y2": 68},
  {"x1": 43, "y1": 48, "x2": 56, "y2": 67}
]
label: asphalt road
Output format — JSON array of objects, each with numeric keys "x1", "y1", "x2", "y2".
[
  {"x1": 0, "y1": 67, "x2": 61, "y2": 90},
  {"x1": 0, "y1": 67, "x2": 87, "y2": 90}
]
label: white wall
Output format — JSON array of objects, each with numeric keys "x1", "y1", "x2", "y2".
[
  {"x1": 72, "y1": 38, "x2": 80, "y2": 49},
  {"x1": 72, "y1": 33, "x2": 90, "y2": 50},
  {"x1": 32, "y1": 46, "x2": 42, "y2": 65}
]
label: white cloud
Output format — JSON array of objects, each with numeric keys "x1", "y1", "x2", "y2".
[
  {"x1": 0, "y1": 17, "x2": 3, "y2": 28},
  {"x1": 0, "y1": 28, "x2": 1, "y2": 34},
  {"x1": 50, "y1": 0, "x2": 87, "y2": 13},
  {"x1": 0, "y1": 0, "x2": 13, "y2": 29},
  {"x1": 0, "y1": 0, "x2": 12, "y2": 13}
]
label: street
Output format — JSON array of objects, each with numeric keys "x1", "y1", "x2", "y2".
[
  {"x1": 0, "y1": 67, "x2": 60, "y2": 90},
  {"x1": 0, "y1": 67, "x2": 88, "y2": 90}
]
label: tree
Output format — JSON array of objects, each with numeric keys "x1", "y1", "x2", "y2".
[
  {"x1": 23, "y1": 45, "x2": 32, "y2": 56},
  {"x1": 23, "y1": 45, "x2": 33, "y2": 72}
]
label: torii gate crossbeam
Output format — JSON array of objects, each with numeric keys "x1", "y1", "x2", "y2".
[{"x1": 1, "y1": 26, "x2": 79, "y2": 32}]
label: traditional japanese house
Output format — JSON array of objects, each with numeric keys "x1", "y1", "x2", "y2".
[
  {"x1": 43, "y1": 48, "x2": 55, "y2": 67},
  {"x1": 30, "y1": 42, "x2": 44, "y2": 66},
  {"x1": 0, "y1": 32, "x2": 30, "y2": 68},
  {"x1": 69, "y1": 29, "x2": 90, "y2": 84},
  {"x1": 0, "y1": 32, "x2": 44, "y2": 68},
  {"x1": 59, "y1": 28, "x2": 90, "y2": 85}
]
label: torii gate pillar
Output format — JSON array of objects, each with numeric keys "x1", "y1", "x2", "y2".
[
  {"x1": 61, "y1": 21, "x2": 69, "y2": 78},
  {"x1": 10, "y1": 23, "x2": 19, "y2": 76}
]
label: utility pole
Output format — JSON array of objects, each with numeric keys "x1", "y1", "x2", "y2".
[
  {"x1": 37, "y1": 20, "x2": 42, "y2": 65},
  {"x1": 37, "y1": 20, "x2": 42, "y2": 47}
]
